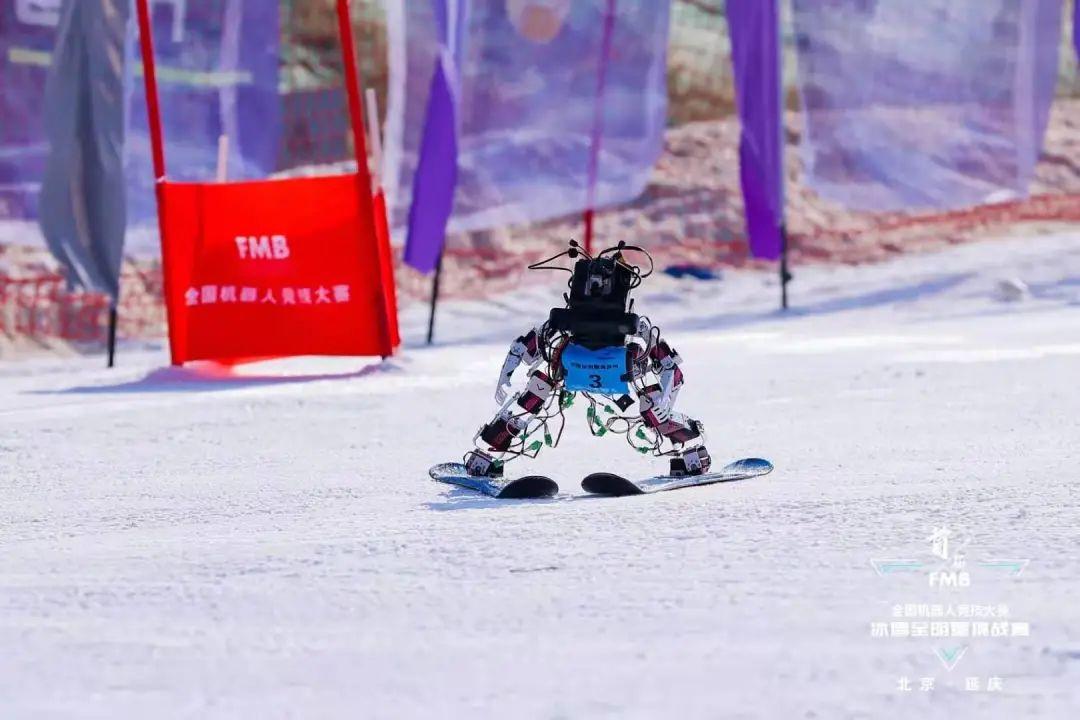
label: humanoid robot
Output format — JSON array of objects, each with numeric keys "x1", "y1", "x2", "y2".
[{"x1": 462, "y1": 241, "x2": 712, "y2": 480}]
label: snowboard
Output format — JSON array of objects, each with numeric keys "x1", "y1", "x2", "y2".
[
  {"x1": 430, "y1": 463, "x2": 559, "y2": 499},
  {"x1": 581, "y1": 457, "x2": 773, "y2": 497}
]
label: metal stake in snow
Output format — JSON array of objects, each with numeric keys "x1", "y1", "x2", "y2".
[
  {"x1": 780, "y1": 225, "x2": 792, "y2": 310},
  {"x1": 583, "y1": 0, "x2": 617, "y2": 256},
  {"x1": 777, "y1": 9, "x2": 792, "y2": 312},
  {"x1": 106, "y1": 305, "x2": 118, "y2": 368}
]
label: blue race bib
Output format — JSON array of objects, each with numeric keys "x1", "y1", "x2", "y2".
[{"x1": 560, "y1": 343, "x2": 628, "y2": 395}]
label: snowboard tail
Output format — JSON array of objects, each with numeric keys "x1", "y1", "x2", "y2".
[
  {"x1": 582, "y1": 458, "x2": 773, "y2": 496},
  {"x1": 430, "y1": 463, "x2": 559, "y2": 499}
]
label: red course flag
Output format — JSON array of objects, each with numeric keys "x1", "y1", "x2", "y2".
[
  {"x1": 159, "y1": 175, "x2": 397, "y2": 364},
  {"x1": 136, "y1": 0, "x2": 397, "y2": 366}
]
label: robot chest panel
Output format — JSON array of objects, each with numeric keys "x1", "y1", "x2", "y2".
[{"x1": 559, "y1": 343, "x2": 628, "y2": 395}]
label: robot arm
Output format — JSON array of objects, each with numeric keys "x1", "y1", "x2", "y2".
[{"x1": 494, "y1": 326, "x2": 544, "y2": 404}]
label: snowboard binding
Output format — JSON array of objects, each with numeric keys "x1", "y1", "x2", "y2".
[{"x1": 464, "y1": 450, "x2": 502, "y2": 479}]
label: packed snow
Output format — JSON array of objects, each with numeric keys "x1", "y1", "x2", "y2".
[{"x1": 2, "y1": 230, "x2": 1079, "y2": 718}]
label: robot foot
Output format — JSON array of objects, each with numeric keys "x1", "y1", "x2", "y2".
[
  {"x1": 465, "y1": 450, "x2": 503, "y2": 478},
  {"x1": 669, "y1": 446, "x2": 712, "y2": 477}
]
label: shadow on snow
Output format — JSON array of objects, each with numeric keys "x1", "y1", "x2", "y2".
[{"x1": 30, "y1": 359, "x2": 397, "y2": 395}]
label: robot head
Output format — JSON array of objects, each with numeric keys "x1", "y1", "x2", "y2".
[
  {"x1": 568, "y1": 252, "x2": 635, "y2": 314},
  {"x1": 533, "y1": 240, "x2": 654, "y2": 348}
]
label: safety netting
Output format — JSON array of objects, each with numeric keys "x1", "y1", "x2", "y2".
[
  {"x1": 383, "y1": 0, "x2": 671, "y2": 235},
  {"x1": 792, "y1": 0, "x2": 1063, "y2": 212},
  {"x1": 0, "y1": 0, "x2": 58, "y2": 222},
  {"x1": 124, "y1": 0, "x2": 282, "y2": 232},
  {"x1": 0, "y1": 0, "x2": 383, "y2": 344},
  {"x1": 0, "y1": 0, "x2": 369, "y2": 254}
]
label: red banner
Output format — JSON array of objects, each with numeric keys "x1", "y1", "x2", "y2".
[{"x1": 158, "y1": 173, "x2": 398, "y2": 364}]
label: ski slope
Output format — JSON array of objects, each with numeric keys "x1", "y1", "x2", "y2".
[{"x1": 2, "y1": 231, "x2": 1079, "y2": 718}]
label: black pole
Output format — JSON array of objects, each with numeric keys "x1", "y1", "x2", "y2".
[
  {"x1": 779, "y1": 224, "x2": 792, "y2": 311},
  {"x1": 106, "y1": 302, "x2": 118, "y2": 368},
  {"x1": 426, "y1": 251, "x2": 444, "y2": 346}
]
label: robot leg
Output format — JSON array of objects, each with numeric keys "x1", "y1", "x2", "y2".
[
  {"x1": 465, "y1": 368, "x2": 559, "y2": 477},
  {"x1": 637, "y1": 383, "x2": 712, "y2": 476}
]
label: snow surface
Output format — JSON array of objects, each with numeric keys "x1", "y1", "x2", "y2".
[{"x1": 2, "y1": 231, "x2": 1079, "y2": 719}]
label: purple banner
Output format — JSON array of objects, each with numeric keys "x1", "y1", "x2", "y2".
[
  {"x1": 1, "y1": 0, "x2": 280, "y2": 239},
  {"x1": 403, "y1": 49, "x2": 459, "y2": 274},
  {"x1": 728, "y1": 0, "x2": 784, "y2": 261},
  {"x1": 404, "y1": 0, "x2": 466, "y2": 274}
]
